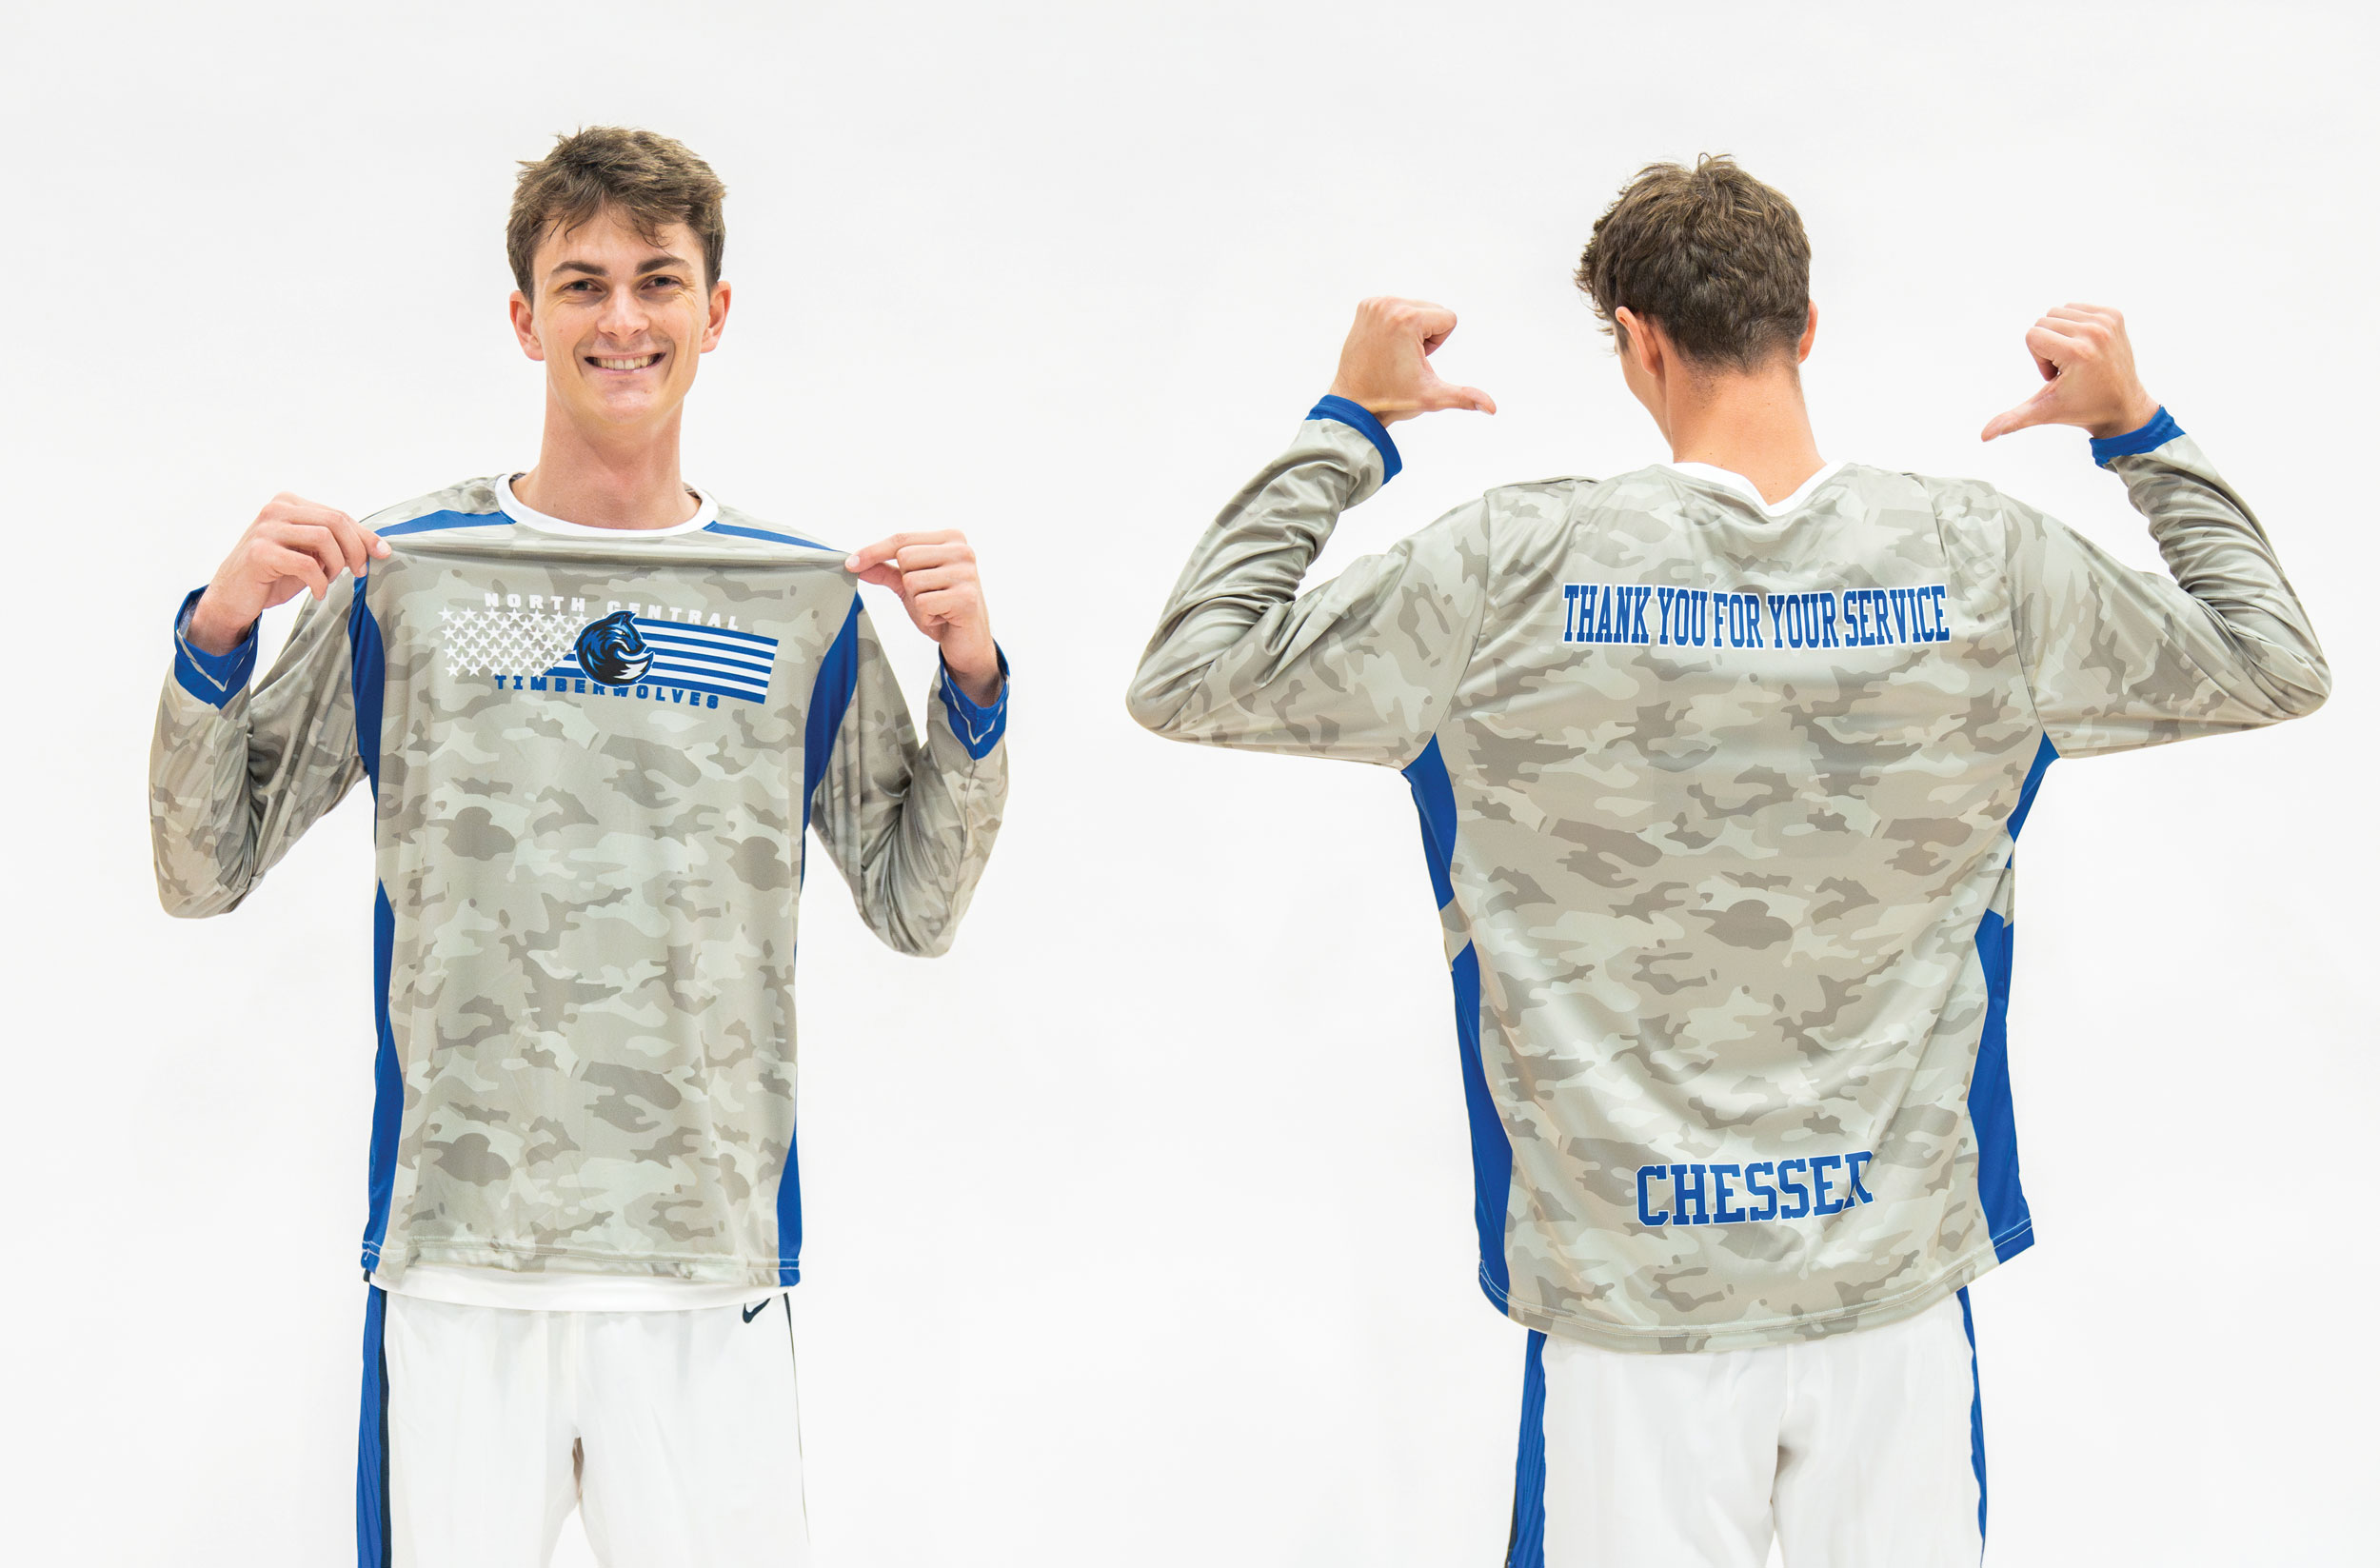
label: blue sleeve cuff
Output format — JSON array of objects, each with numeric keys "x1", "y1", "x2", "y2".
[
  {"x1": 938, "y1": 645, "x2": 1009, "y2": 761},
  {"x1": 2089, "y1": 407, "x2": 2183, "y2": 466},
  {"x1": 1306, "y1": 394, "x2": 1402, "y2": 483},
  {"x1": 171, "y1": 586, "x2": 257, "y2": 709}
]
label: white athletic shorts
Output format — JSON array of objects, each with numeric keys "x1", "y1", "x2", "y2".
[
  {"x1": 1504, "y1": 1289, "x2": 1987, "y2": 1567},
  {"x1": 356, "y1": 1286, "x2": 809, "y2": 1567}
]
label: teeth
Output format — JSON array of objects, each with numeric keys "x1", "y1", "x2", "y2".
[{"x1": 594, "y1": 355, "x2": 659, "y2": 370}]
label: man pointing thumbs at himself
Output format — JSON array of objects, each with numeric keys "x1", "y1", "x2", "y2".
[{"x1": 1128, "y1": 155, "x2": 2324, "y2": 1566}]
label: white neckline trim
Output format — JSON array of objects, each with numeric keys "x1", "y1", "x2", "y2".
[
  {"x1": 497, "y1": 473, "x2": 719, "y2": 538},
  {"x1": 1662, "y1": 459, "x2": 1846, "y2": 518}
]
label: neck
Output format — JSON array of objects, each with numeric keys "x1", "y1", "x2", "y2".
[
  {"x1": 513, "y1": 397, "x2": 697, "y2": 530},
  {"x1": 1659, "y1": 365, "x2": 1825, "y2": 505}
]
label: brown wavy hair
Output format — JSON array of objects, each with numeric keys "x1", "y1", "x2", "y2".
[
  {"x1": 1576, "y1": 155, "x2": 1809, "y2": 371},
  {"x1": 506, "y1": 127, "x2": 726, "y2": 297}
]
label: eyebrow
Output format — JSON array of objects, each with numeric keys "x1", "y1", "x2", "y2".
[{"x1": 549, "y1": 255, "x2": 695, "y2": 281}]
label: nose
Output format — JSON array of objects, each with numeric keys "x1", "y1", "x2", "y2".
[{"x1": 594, "y1": 281, "x2": 650, "y2": 342}]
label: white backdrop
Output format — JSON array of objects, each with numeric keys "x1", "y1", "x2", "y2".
[{"x1": 4, "y1": 2, "x2": 2373, "y2": 1564}]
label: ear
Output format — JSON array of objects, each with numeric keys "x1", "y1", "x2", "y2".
[
  {"x1": 508, "y1": 290, "x2": 543, "y2": 362},
  {"x1": 701, "y1": 279, "x2": 732, "y2": 354},
  {"x1": 1615, "y1": 306, "x2": 1659, "y2": 377},
  {"x1": 1795, "y1": 301, "x2": 1818, "y2": 365}
]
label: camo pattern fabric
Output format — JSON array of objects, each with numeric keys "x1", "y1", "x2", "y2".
[
  {"x1": 150, "y1": 477, "x2": 1008, "y2": 1288},
  {"x1": 1128, "y1": 417, "x2": 2325, "y2": 1352}
]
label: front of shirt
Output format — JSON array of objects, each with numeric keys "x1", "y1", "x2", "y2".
[
  {"x1": 151, "y1": 477, "x2": 1009, "y2": 1292},
  {"x1": 1129, "y1": 407, "x2": 2326, "y2": 1352}
]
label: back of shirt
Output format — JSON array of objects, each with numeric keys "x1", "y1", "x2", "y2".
[{"x1": 1129, "y1": 414, "x2": 2325, "y2": 1352}]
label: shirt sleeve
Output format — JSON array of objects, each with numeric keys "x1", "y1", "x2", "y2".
[
  {"x1": 1124, "y1": 410, "x2": 1493, "y2": 767},
  {"x1": 805, "y1": 599, "x2": 1008, "y2": 957},
  {"x1": 1974, "y1": 417, "x2": 2329, "y2": 757},
  {"x1": 149, "y1": 583, "x2": 367, "y2": 916}
]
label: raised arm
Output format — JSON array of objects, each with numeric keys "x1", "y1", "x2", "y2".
[
  {"x1": 149, "y1": 493, "x2": 389, "y2": 916},
  {"x1": 1125, "y1": 298, "x2": 1497, "y2": 767},
  {"x1": 1973, "y1": 305, "x2": 2329, "y2": 752},
  {"x1": 807, "y1": 534, "x2": 1009, "y2": 957}
]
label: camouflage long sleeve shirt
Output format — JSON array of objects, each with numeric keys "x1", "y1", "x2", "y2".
[
  {"x1": 150, "y1": 477, "x2": 1009, "y2": 1289},
  {"x1": 1128, "y1": 402, "x2": 2326, "y2": 1352}
]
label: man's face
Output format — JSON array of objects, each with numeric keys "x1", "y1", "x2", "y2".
[{"x1": 508, "y1": 207, "x2": 729, "y2": 435}]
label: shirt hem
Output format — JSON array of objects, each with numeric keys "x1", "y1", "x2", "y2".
[
  {"x1": 1488, "y1": 1240, "x2": 2015, "y2": 1355},
  {"x1": 365, "y1": 1238, "x2": 798, "y2": 1291}
]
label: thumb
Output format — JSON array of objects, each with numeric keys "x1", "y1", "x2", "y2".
[
  {"x1": 1418, "y1": 374, "x2": 1498, "y2": 415},
  {"x1": 1980, "y1": 382, "x2": 2061, "y2": 442}
]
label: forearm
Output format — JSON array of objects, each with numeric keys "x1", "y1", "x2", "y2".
[
  {"x1": 1124, "y1": 409, "x2": 1389, "y2": 739},
  {"x1": 830, "y1": 692, "x2": 1007, "y2": 958},
  {"x1": 149, "y1": 589, "x2": 361, "y2": 916},
  {"x1": 2105, "y1": 422, "x2": 2330, "y2": 720}
]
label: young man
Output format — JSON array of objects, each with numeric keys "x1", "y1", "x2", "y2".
[
  {"x1": 1127, "y1": 157, "x2": 2326, "y2": 1566},
  {"x1": 150, "y1": 128, "x2": 1009, "y2": 1567}
]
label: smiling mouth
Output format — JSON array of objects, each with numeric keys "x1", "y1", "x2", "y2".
[{"x1": 588, "y1": 353, "x2": 663, "y2": 371}]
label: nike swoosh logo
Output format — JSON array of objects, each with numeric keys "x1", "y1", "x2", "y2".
[{"x1": 743, "y1": 1300, "x2": 770, "y2": 1323}]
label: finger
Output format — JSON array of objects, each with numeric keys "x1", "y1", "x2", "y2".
[
  {"x1": 2023, "y1": 324, "x2": 2091, "y2": 369},
  {"x1": 1979, "y1": 384, "x2": 2061, "y2": 442},
  {"x1": 892, "y1": 543, "x2": 975, "y2": 574},
  {"x1": 893, "y1": 566, "x2": 972, "y2": 595},
  {"x1": 268, "y1": 522, "x2": 348, "y2": 588},
  {"x1": 316, "y1": 513, "x2": 373, "y2": 578},
  {"x1": 265, "y1": 543, "x2": 332, "y2": 600},
  {"x1": 843, "y1": 535, "x2": 913, "y2": 574},
  {"x1": 1419, "y1": 379, "x2": 1497, "y2": 415},
  {"x1": 908, "y1": 587, "x2": 976, "y2": 624},
  {"x1": 852, "y1": 563, "x2": 905, "y2": 591}
]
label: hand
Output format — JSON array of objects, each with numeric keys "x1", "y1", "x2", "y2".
[
  {"x1": 1980, "y1": 304, "x2": 2160, "y2": 443},
  {"x1": 186, "y1": 493, "x2": 388, "y2": 655},
  {"x1": 844, "y1": 531, "x2": 1002, "y2": 704},
  {"x1": 1326, "y1": 297, "x2": 1497, "y2": 425}
]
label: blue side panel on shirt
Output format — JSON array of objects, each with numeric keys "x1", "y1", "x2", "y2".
[
  {"x1": 1959, "y1": 1286, "x2": 1988, "y2": 1544},
  {"x1": 376, "y1": 508, "x2": 507, "y2": 539},
  {"x1": 704, "y1": 520, "x2": 835, "y2": 550},
  {"x1": 1969, "y1": 734, "x2": 2055, "y2": 1264},
  {"x1": 1506, "y1": 1329, "x2": 1548, "y2": 1568},
  {"x1": 347, "y1": 582, "x2": 403, "y2": 1271},
  {"x1": 1402, "y1": 738, "x2": 1516, "y2": 1310},
  {"x1": 774, "y1": 594, "x2": 862, "y2": 1286},
  {"x1": 356, "y1": 1285, "x2": 392, "y2": 1568}
]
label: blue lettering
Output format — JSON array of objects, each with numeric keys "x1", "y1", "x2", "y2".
[
  {"x1": 1710, "y1": 1163, "x2": 1746, "y2": 1223},
  {"x1": 1564, "y1": 584, "x2": 1581, "y2": 642},
  {"x1": 1818, "y1": 594, "x2": 1839, "y2": 648},
  {"x1": 1691, "y1": 589, "x2": 1709, "y2": 647},
  {"x1": 574, "y1": 679, "x2": 587, "y2": 693},
  {"x1": 1845, "y1": 1151, "x2": 1874, "y2": 1205},
  {"x1": 1766, "y1": 594, "x2": 1786, "y2": 646},
  {"x1": 1932, "y1": 584, "x2": 1950, "y2": 641},
  {"x1": 1743, "y1": 591, "x2": 1765, "y2": 647},
  {"x1": 1777, "y1": 1159, "x2": 1811, "y2": 1219},
  {"x1": 706, "y1": 694, "x2": 719, "y2": 708},
  {"x1": 1631, "y1": 586, "x2": 1653, "y2": 644},
  {"x1": 1744, "y1": 1161, "x2": 1778, "y2": 1221},
  {"x1": 1670, "y1": 1162, "x2": 1710, "y2": 1225},
  {"x1": 1811, "y1": 1154, "x2": 1845, "y2": 1215},
  {"x1": 1636, "y1": 1165, "x2": 1669, "y2": 1227},
  {"x1": 1595, "y1": 586, "x2": 1615, "y2": 643},
  {"x1": 528, "y1": 677, "x2": 548, "y2": 691},
  {"x1": 635, "y1": 685, "x2": 650, "y2": 699},
  {"x1": 1656, "y1": 586, "x2": 1676, "y2": 644},
  {"x1": 511, "y1": 676, "x2": 526, "y2": 690}
]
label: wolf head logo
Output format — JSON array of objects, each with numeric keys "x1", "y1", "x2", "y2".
[{"x1": 574, "y1": 610, "x2": 654, "y2": 685}]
